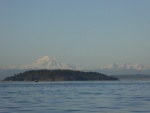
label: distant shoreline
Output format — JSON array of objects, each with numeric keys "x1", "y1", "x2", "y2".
[{"x1": 3, "y1": 69, "x2": 118, "y2": 81}]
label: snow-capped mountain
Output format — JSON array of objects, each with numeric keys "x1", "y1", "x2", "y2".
[
  {"x1": 0, "y1": 56, "x2": 77, "y2": 70},
  {"x1": 19, "y1": 56, "x2": 77, "y2": 70},
  {"x1": 100, "y1": 63, "x2": 150, "y2": 70},
  {"x1": 92, "y1": 63, "x2": 150, "y2": 75}
]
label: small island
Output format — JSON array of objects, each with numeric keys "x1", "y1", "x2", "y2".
[{"x1": 3, "y1": 69, "x2": 118, "y2": 81}]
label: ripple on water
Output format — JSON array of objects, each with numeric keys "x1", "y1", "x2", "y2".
[{"x1": 0, "y1": 81, "x2": 150, "y2": 113}]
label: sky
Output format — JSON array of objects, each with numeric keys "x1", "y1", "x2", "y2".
[{"x1": 0, "y1": 0, "x2": 150, "y2": 69}]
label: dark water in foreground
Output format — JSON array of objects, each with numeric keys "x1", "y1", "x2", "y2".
[{"x1": 0, "y1": 81, "x2": 150, "y2": 113}]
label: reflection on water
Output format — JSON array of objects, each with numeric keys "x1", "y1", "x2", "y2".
[{"x1": 0, "y1": 81, "x2": 150, "y2": 113}]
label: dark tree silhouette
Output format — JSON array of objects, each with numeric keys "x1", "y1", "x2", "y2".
[{"x1": 3, "y1": 69, "x2": 118, "y2": 81}]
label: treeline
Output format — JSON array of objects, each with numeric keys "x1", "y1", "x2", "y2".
[{"x1": 3, "y1": 69, "x2": 118, "y2": 81}]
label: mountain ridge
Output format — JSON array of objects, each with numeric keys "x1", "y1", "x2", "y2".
[
  {"x1": 99, "y1": 63, "x2": 150, "y2": 70},
  {"x1": 0, "y1": 56, "x2": 77, "y2": 70}
]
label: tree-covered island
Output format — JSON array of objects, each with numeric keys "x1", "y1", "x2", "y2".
[{"x1": 3, "y1": 69, "x2": 118, "y2": 81}]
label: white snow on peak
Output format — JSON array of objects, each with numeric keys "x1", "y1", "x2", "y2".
[
  {"x1": 100, "y1": 63, "x2": 150, "y2": 70},
  {"x1": 100, "y1": 63, "x2": 118, "y2": 70},
  {"x1": 36, "y1": 56, "x2": 50, "y2": 63},
  {"x1": 20, "y1": 56, "x2": 77, "y2": 70},
  {"x1": 0, "y1": 56, "x2": 77, "y2": 70}
]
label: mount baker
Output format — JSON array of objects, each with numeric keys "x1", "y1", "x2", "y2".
[{"x1": 0, "y1": 56, "x2": 77, "y2": 70}]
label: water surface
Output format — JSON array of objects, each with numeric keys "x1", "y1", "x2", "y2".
[{"x1": 0, "y1": 81, "x2": 150, "y2": 113}]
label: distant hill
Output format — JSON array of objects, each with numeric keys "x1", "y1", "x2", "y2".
[
  {"x1": 0, "y1": 69, "x2": 27, "y2": 81},
  {"x1": 112, "y1": 74, "x2": 150, "y2": 80},
  {"x1": 3, "y1": 70, "x2": 118, "y2": 81}
]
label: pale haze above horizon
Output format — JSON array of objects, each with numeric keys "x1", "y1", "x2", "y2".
[{"x1": 0, "y1": 0, "x2": 150, "y2": 69}]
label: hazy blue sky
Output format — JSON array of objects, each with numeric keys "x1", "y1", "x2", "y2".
[{"x1": 0, "y1": 0, "x2": 150, "y2": 69}]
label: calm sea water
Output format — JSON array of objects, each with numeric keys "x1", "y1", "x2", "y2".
[{"x1": 0, "y1": 81, "x2": 150, "y2": 113}]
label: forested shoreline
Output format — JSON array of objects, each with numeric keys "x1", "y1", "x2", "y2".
[{"x1": 3, "y1": 69, "x2": 118, "y2": 81}]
